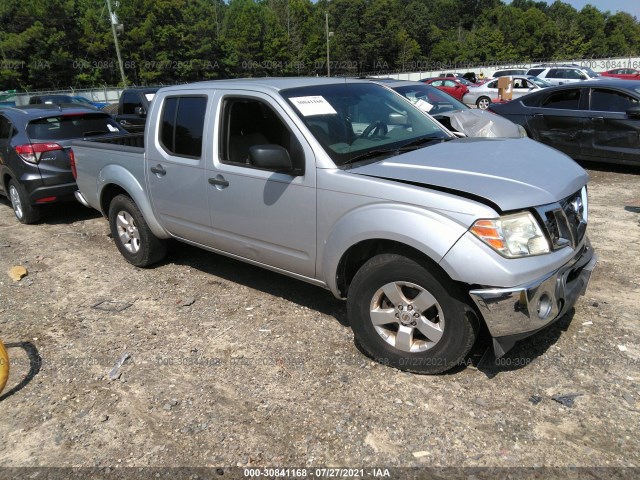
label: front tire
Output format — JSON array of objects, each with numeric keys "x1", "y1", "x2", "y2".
[
  {"x1": 8, "y1": 179, "x2": 40, "y2": 224},
  {"x1": 347, "y1": 254, "x2": 477, "y2": 374},
  {"x1": 108, "y1": 194, "x2": 166, "y2": 267}
]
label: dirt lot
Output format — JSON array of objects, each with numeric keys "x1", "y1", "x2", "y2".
[{"x1": 0, "y1": 163, "x2": 639, "y2": 477}]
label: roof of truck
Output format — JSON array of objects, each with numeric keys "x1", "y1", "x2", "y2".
[{"x1": 161, "y1": 77, "x2": 371, "y2": 94}]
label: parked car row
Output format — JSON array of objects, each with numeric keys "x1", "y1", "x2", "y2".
[
  {"x1": 462, "y1": 75, "x2": 552, "y2": 109},
  {"x1": 373, "y1": 79, "x2": 525, "y2": 138}
]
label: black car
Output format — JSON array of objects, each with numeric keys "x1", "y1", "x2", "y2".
[
  {"x1": 0, "y1": 105, "x2": 127, "y2": 223},
  {"x1": 487, "y1": 79, "x2": 640, "y2": 166}
]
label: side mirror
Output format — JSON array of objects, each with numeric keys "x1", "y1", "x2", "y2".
[
  {"x1": 388, "y1": 112, "x2": 408, "y2": 125},
  {"x1": 248, "y1": 145, "x2": 294, "y2": 172},
  {"x1": 626, "y1": 106, "x2": 640, "y2": 118},
  {"x1": 134, "y1": 106, "x2": 146, "y2": 116}
]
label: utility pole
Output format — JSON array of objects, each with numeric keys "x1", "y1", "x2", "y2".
[
  {"x1": 106, "y1": 0, "x2": 127, "y2": 87},
  {"x1": 325, "y1": 12, "x2": 332, "y2": 77}
]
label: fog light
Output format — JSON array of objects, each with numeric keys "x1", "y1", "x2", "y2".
[{"x1": 537, "y1": 294, "x2": 552, "y2": 320}]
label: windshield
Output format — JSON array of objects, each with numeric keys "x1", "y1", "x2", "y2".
[
  {"x1": 392, "y1": 84, "x2": 468, "y2": 114},
  {"x1": 530, "y1": 77, "x2": 552, "y2": 88},
  {"x1": 73, "y1": 97, "x2": 93, "y2": 105},
  {"x1": 281, "y1": 82, "x2": 451, "y2": 166},
  {"x1": 583, "y1": 67, "x2": 599, "y2": 78}
]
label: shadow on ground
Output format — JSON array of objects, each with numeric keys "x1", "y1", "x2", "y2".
[
  {"x1": 161, "y1": 240, "x2": 349, "y2": 326},
  {"x1": 0, "y1": 341, "x2": 42, "y2": 402}
]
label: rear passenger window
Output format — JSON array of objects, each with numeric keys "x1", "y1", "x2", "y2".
[
  {"x1": 0, "y1": 115, "x2": 12, "y2": 141},
  {"x1": 547, "y1": 69, "x2": 563, "y2": 79},
  {"x1": 590, "y1": 89, "x2": 639, "y2": 112},
  {"x1": 160, "y1": 96, "x2": 207, "y2": 158},
  {"x1": 541, "y1": 89, "x2": 581, "y2": 110}
]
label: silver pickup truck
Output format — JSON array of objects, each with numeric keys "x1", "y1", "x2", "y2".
[{"x1": 71, "y1": 78, "x2": 596, "y2": 373}]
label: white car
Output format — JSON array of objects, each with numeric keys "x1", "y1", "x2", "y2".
[
  {"x1": 463, "y1": 75, "x2": 552, "y2": 109},
  {"x1": 526, "y1": 65, "x2": 600, "y2": 86}
]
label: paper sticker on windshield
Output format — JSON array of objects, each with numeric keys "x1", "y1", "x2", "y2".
[
  {"x1": 414, "y1": 99, "x2": 433, "y2": 112},
  {"x1": 107, "y1": 124, "x2": 120, "y2": 132},
  {"x1": 289, "y1": 96, "x2": 337, "y2": 116}
]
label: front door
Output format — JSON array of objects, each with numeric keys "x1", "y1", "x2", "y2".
[
  {"x1": 206, "y1": 91, "x2": 317, "y2": 278},
  {"x1": 586, "y1": 87, "x2": 640, "y2": 164},
  {"x1": 525, "y1": 87, "x2": 586, "y2": 160}
]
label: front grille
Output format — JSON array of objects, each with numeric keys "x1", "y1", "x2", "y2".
[{"x1": 537, "y1": 187, "x2": 588, "y2": 250}]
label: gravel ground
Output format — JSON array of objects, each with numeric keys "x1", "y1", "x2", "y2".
[{"x1": 0, "y1": 163, "x2": 638, "y2": 478}]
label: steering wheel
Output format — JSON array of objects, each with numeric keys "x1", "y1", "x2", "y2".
[{"x1": 360, "y1": 120, "x2": 388, "y2": 138}]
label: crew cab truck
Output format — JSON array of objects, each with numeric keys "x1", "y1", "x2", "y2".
[{"x1": 71, "y1": 78, "x2": 596, "y2": 373}]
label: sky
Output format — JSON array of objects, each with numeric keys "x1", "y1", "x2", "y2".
[{"x1": 506, "y1": 0, "x2": 640, "y2": 19}]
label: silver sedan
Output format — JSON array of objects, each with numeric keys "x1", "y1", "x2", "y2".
[{"x1": 463, "y1": 75, "x2": 552, "y2": 109}]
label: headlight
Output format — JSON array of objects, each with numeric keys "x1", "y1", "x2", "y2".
[
  {"x1": 470, "y1": 212, "x2": 549, "y2": 257},
  {"x1": 517, "y1": 124, "x2": 528, "y2": 137}
]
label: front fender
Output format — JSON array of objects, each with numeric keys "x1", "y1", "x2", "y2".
[
  {"x1": 320, "y1": 203, "x2": 469, "y2": 297},
  {"x1": 97, "y1": 164, "x2": 169, "y2": 239}
]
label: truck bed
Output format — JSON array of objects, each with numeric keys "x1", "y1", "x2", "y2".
[
  {"x1": 71, "y1": 133, "x2": 146, "y2": 214},
  {"x1": 74, "y1": 132, "x2": 144, "y2": 150}
]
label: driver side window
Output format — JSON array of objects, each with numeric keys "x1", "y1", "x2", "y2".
[{"x1": 220, "y1": 98, "x2": 304, "y2": 172}]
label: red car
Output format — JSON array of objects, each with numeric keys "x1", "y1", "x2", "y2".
[
  {"x1": 422, "y1": 77, "x2": 469, "y2": 101},
  {"x1": 600, "y1": 68, "x2": 640, "y2": 80}
]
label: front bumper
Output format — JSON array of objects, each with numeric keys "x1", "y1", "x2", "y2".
[{"x1": 469, "y1": 240, "x2": 597, "y2": 357}]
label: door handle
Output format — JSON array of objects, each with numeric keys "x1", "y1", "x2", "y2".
[
  {"x1": 208, "y1": 176, "x2": 229, "y2": 188},
  {"x1": 591, "y1": 117, "x2": 604, "y2": 124},
  {"x1": 150, "y1": 164, "x2": 166, "y2": 176},
  {"x1": 533, "y1": 113, "x2": 544, "y2": 118}
]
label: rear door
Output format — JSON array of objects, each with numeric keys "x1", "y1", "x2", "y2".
[
  {"x1": 524, "y1": 87, "x2": 587, "y2": 159},
  {"x1": 146, "y1": 92, "x2": 213, "y2": 245},
  {"x1": 586, "y1": 87, "x2": 640, "y2": 164}
]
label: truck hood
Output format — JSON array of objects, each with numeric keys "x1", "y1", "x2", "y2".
[{"x1": 348, "y1": 137, "x2": 588, "y2": 212}]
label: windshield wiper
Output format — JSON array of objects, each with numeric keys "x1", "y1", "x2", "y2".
[
  {"x1": 398, "y1": 135, "x2": 452, "y2": 152},
  {"x1": 341, "y1": 148, "x2": 398, "y2": 166},
  {"x1": 340, "y1": 135, "x2": 453, "y2": 167}
]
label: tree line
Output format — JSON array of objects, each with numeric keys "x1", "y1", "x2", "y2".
[{"x1": 1, "y1": 0, "x2": 639, "y2": 91}]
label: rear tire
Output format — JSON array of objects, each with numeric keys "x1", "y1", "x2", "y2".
[
  {"x1": 108, "y1": 194, "x2": 166, "y2": 267},
  {"x1": 347, "y1": 254, "x2": 478, "y2": 374},
  {"x1": 8, "y1": 179, "x2": 40, "y2": 224}
]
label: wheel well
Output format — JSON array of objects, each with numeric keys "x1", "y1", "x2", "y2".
[
  {"x1": 100, "y1": 184, "x2": 129, "y2": 216},
  {"x1": 336, "y1": 239, "x2": 449, "y2": 298}
]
